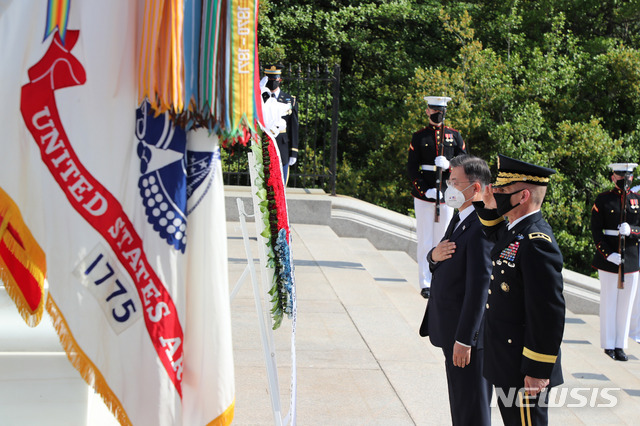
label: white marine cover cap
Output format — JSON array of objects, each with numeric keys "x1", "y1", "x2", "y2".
[
  {"x1": 608, "y1": 163, "x2": 638, "y2": 173},
  {"x1": 424, "y1": 96, "x2": 452, "y2": 107}
]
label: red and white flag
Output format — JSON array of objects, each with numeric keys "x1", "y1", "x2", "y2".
[{"x1": 0, "y1": 1, "x2": 234, "y2": 424}]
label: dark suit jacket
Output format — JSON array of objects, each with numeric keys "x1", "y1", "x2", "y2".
[{"x1": 419, "y1": 209, "x2": 493, "y2": 349}]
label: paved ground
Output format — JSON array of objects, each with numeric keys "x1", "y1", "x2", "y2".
[
  {"x1": 2, "y1": 219, "x2": 640, "y2": 425},
  {"x1": 229, "y1": 221, "x2": 640, "y2": 425}
]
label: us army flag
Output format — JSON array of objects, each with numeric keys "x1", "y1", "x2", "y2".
[{"x1": 0, "y1": 2, "x2": 234, "y2": 425}]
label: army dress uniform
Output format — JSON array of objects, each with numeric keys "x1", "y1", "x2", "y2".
[
  {"x1": 475, "y1": 155, "x2": 565, "y2": 426},
  {"x1": 476, "y1": 209, "x2": 565, "y2": 385},
  {"x1": 263, "y1": 65, "x2": 299, "y2": 184},
  {"x1": 591, "y1": 163, "x2": 640, "y2": 355},
  {"x1": 273, "y1": 90, "x2": 299, "y2": 177},
  {"x1": 407, "y1": 104, "x2": 466, "y2": 294}
]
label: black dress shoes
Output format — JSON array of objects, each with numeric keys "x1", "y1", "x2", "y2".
[
  {"x1": 605, "y1": 348, "x2": 629, "y2": 361},
  {"x1": 420, "y1": 288, "x2": 430, "y2": 299},
  {"x1": 614, "y1": 348, "x2": 628, "y2": 361}
]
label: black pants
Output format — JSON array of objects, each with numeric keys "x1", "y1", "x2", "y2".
[
  {"x1": 494, "y1": 386, "x2": 550, "y2": 426},
  {"x1": 442, "y1": 346, "x2": 492, "y2": 426}
]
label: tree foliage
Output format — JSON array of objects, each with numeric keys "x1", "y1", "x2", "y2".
[{"x1": 258, "y1": 0, "x2": 640, "y2": 274}]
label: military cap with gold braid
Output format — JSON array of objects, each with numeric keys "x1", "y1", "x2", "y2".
[
  {"x1": 494, "y1": 154, "x2": 556, "y2": 188},
  {"x1": 264, "y1": 64, "x2": 284, "y2": 77}
]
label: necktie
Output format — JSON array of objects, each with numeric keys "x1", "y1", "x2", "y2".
[{"x1": 443, "y1": 212, "x2": 460, "y2": 240}]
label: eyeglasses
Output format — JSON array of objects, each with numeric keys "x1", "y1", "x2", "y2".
[{"x1": 446, "y1": 180, "x2": 472, "y2": 188}]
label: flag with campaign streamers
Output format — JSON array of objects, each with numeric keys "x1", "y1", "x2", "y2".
[
  {"x1": 1, "y1": 1, "x2": 234, "y2": 424},
  {"x1": 138, "y1": 0, "x2": 259, "y2": 144}
]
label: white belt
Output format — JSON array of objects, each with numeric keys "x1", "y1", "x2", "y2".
[
  {"x1": 603, "y1": 229, "x2": 619, "y2": 236},
  {"x1": 420, "y1": 165, "x2": 437, "y2": 171}
]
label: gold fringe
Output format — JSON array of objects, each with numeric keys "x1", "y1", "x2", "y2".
[
  {"x1": 206, "y1": 399, "x2": 235, "y2": 426},
  {"x1": 0, "y1": 267, "x2": 45, "y2": 327},
  {"x1": 0, "y1": 187, "x2": 47, "y2": 326},
  {"x1": 46, "y1": 296, "x2": 133, "y2": 426}
]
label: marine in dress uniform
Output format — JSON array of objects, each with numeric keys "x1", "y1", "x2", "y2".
[
  {"x1": 590, "y1": 163, "x2": 640, "y2": 361},
  {"x1": 263, "y1": 64, "x2": 299, "y2": 185},
  {"x1": 629, "y1": 183, "x2": 640, "y2": 344},
  {"x1": 475, "y1": 155, "x2": 565, "y2": 426},
  {"x1": 407, "y1": 96, "x2": 466, "y2": 298},
  {"x1": 419, "y1": 155, "x2": 493, "y2": 426}
]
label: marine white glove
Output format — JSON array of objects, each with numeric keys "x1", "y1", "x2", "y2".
[
  {"x1": 425, "y1": 188, "x2": 444, "y2": 200},
  {"x1": 435, "y1": 155, "x2": 450, "y2": 170},
  {"x1": 289, "y1": 157, "x2": 297, "y2": 166},
  {"x1": 607, "y1": 253, "x2": 622, "y2": 265},
  {"x1": 619, "y1": 222, "x2": 631, "y2": 237}
]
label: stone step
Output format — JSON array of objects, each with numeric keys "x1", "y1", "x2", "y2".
[{"x1": 0, "y1": 287, "x2": 118, "y2": 425}]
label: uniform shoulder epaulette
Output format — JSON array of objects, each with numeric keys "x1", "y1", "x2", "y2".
[
  {"x1": 444, "y1": 125, "x2": 459, "y2": 132},
  {"x1": 529, "y1": 232, "x2": 551, "y2": 243}
]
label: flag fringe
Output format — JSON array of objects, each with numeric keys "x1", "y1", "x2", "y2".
[
  {"x1": 0, "y1": 266, "x2": 44, "y2": 327},
  {"x1": 0, "y1": 188, "x2": 47, "y2": 326},
  {"x1": 46, "y1": 296, "x2": 133, "y2": 426},
  {"x1": 206, "y1": 399, "x2": 235, "y2": 426}
]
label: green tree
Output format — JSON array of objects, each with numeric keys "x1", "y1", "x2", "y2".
[{"x1": 257, "y1": 0, "x2": 640, "y2": 274}]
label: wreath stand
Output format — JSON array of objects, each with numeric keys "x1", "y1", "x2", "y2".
[{"x1": 229, "y1": 153, "x2": 297, "y2": 426}]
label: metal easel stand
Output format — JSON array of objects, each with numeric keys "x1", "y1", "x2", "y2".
[{"x1": 230, "y1": 196, "x2": 284, "y2": 426}]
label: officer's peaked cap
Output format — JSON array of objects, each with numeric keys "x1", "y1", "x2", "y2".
[
  {"x1": 494, "y1": 154, "x2": 556, "y2": 188},
  {"x1": 264, "y1": 64, "x2": 284, "y2": 78},
  {"x1": 609, "y1": 163, "x2": 637, "y2": 173},
  {"x1": 424, "y1": 96, "x2": 451, "y2": 109}
]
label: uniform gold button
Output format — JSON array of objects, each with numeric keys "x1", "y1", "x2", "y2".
[
  {"x1": 501, "y1": 270, "x2": 505, "y2": 274},
  {"x1": 492, "y1": 261, "x2": 495, "y2": 266},
  {"x1": 488, "y1": 289, "x2": 492, "y2": 294},
  {"x1": 508, "y1": 339, "x2": 512, "y2": 344},
  {"x1": 486, "y1": 303, "x2": 490, "y2": 309},
  {"x1": 491, "y1": 275, "x2": 494, "y2": 280}
]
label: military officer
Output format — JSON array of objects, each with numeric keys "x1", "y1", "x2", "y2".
[
  {"x1": 591, "y1": 163, "x2": 640, "y2": 361},
  {"x1": 263, "y1": 64, "x2": 299, "y2": 185},
  {"x1": 407, "y1": 96, "x2": 466, "y2": 298},
  {"x1": 474, "y1": 154, "x2": 565, "y2": 426}
]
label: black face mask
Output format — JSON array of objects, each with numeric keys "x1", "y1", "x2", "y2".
[
  {"x1": 494, "y1": 189, "x2": 525, "y2": 216},
  {"x1": 266, "y1": 79, "x2": 280, "y2": 91},
  {"x1": 615, "y1": 177, "x2": 632, "y2": 190},
  {"x1": 430, "y1": 111, "x2": 444, "y2": 124}
]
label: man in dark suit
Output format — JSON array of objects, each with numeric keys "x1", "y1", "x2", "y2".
[
  {"x1": 263, "y1": 64, "x2": 299, "y2": 185},
  {"x1": 475, "y1": 154, "x2": 565, "y2": 426},
  {"x1": 419, "y1": 154, "x2": 493, "y2": 425}
]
